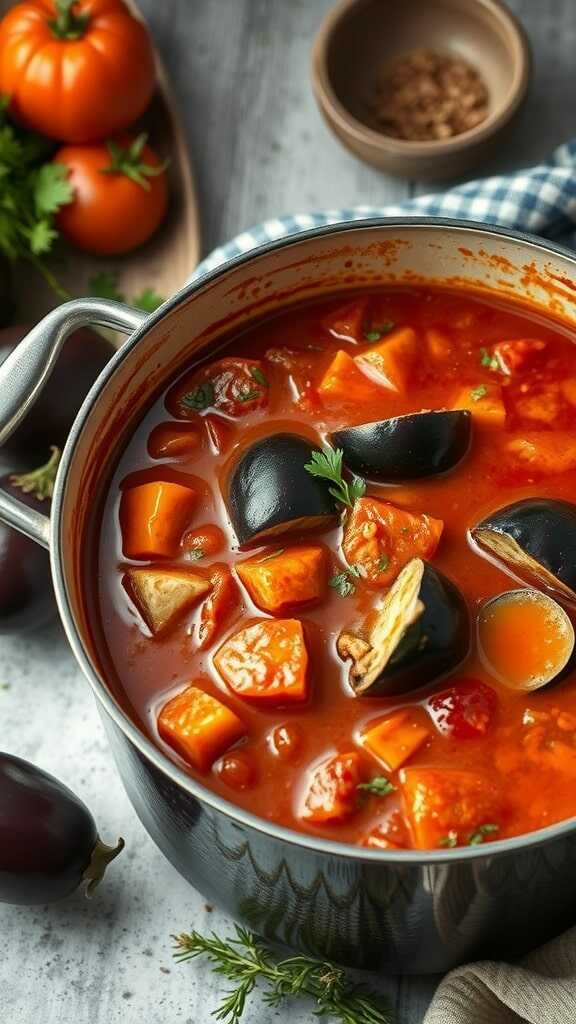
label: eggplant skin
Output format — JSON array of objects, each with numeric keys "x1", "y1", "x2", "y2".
[
  {"x1": 0, "y1": 753, "x2": 97, "y2": 905},
  {"x1": 228, "y1": 433, "x2": 338, "y2": 547},
  {"x1": 471, "y1": 498, "x2": 576, "y2": 607},
  {"x1": 340, "y1": 559, "x2": 470, "y2": 696},
  {"x1": 332, "y1": 410, "x2": 471, "y2": 481}
]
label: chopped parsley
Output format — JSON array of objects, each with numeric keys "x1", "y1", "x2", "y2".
[
  {"x1": 468, "y1": 823, "x2": 499, "y2": 846},
  {"x1": 236, "y1": 388, "x2": 262, "y2": 403},
  {"x1": 377, "y1": 555, "x2": 390, "y2": 572},
  {"x1": 304, "y1": 445, "x2": 366, "y2": 509},
  {"x1": 187, "y1": 548, "x2": 205, "y2": 561},
  {"x1": 182, "y1": 380, "x2": 215, "y2": 411},
  {"x1": 249, "y1": 366, "x2": 269, "y2": 387},
  {"x1": 469, "y1": 384, "x2": 488, "y2": 402},
  {"x1": 439, "y1": 832, "x2": 458, "y2": 848},
  {"x1": 329, "y1": 571, "x2": 357, "y2": 598},
  {"x1": 357, "y1": 776, "x2": 396, "y2": 797},
  {"x1": 363, "y1": 322, "x2": 396, "y2": 342},
  {"x1": 479, "y1": 347, "x2": 498, "y2": 371}
]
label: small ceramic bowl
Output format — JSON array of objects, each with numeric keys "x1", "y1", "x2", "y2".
[{"x1": 311, "y1": 0, "x2": 531, "y2": 180}]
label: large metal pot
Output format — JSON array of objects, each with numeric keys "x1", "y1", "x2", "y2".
[{"x1": 1, "y1": 219, "x2": 576, "y2": 974}]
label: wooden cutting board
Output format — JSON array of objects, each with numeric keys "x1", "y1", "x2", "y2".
[{"x1": 0, "y1": 0, "x2": 201, "y2": 323}]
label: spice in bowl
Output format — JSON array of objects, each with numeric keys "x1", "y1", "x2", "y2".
[{"x1": 368, "y1": 48, "x2": 489, "y2": 142}]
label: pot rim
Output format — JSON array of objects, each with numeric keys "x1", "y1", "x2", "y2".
[{"x1": 51, "y1": 216, "x2": 576, "y2": 865}]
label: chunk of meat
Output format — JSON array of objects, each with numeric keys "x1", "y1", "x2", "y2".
[
  {"x1": 236, "y1": 545, "x2": 326, "y2": 613},
  {"x1": 322, "y1": 299, "x2": 368, "y2": 343},
  {"x1": 301, "y1": 752, "x2": 362, "y2": 823},
  {"x1": 342, "y1": 496, "x2": 443, "y2": 587},
  {"x1": 401, "y1": 767, "x2": 503, "y2": 849},
  {"x1": 362, "y1": 710, "x2": 430, "y2": 772},
  {"x1": 213, "y1": 618, "x2": 309, "y2": 703},
  {"x1": 493, "y1": 338, "x2": 546, "y2": 375},
  {"x1": 120, "y1": 480, "x2": 198, "y2": 560},
  {"x1": 452, "y1": 382, "x2": 506, "y2": 428},
  {"x1": 318, "y1": 350, "x2": 383, "y2": 405},
  {"x1": 427, "y1": 678, "x2": 498, "y2": 739},
  {"x1": 171, "y1": 358, "x2": 269, "y2": 418},
  {"x1": 504, "y1": 433, "x2": 576, "y2": 478},
  {"x1": 127, "y1": 567, "x2": 211, "y2": 635},
  {"x1": 197, "y1": 565, "x2": 239, "y2": 650},
  {"x1": 158, "y1": 684, "x2": 246, "y2": 771},
  {"x1": 354, "y1": 326, "x2": 418, "y2": 393}
]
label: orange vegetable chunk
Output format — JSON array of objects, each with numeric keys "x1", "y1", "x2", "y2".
[
  {"x1": 158, "y1": 685, "x2": 246, "y2": 772},
  {"x1": 236, "y1": 545, "x2": 326, "y2": 613},
  {"x1": 198, "y1": 565, "x2": 239, "y2": 651},
  {"x1": 318, "y1": 350, "x2": 383, "y2": 405},
  {"x1": 301, "y1": 752, "x2": 362, "y2": 823},
  {"x1": 362, "y1": 710, "x2": 430, "y2": 772},
  {"x1": 342, "y1": 496, "x2": 443, "y2": 587},
  {"x1": 127, "y1": 567, "x2": 211, "y2": 635},
  {"x1": 213, "y1": 619, "x2": 309, "y2": 702},
  {"x1": 147, "y1": 423, "x2": 201, "y2": 459},
  {"x1": 452, "y1": 382, "x2": 506, "y2": 428},
  {"x1": 120, "y1": 480, "x2": 197, "y2": 559},
  {"x1": 401, "y1": 767, "x2": 503, "y2": 849},
  {"x1": 354, "y1": 326, "x2": 418, "y2": 393}
]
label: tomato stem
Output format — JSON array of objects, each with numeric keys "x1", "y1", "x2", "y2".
[
  {"x1": 101, "y1": 134, "x2": 169, "y2": 191},
  {"x1": 10, "y1": 446, "x2": 61, "y2": 502},
  {"x1": 83, "y1": 836, "x2": 125, "y2": 897},
  {"x1": 49, "y1": 0, "x2": 90, "y2": 41}
]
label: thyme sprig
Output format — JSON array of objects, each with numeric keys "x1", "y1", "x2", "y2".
[{"x1": 173, "y1": 925, "x2": 392, "y2": 1024}]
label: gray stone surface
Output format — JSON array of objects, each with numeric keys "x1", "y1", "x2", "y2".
[{"x1": 1, "y1": 1, "x2": 575, "y2": 1021}]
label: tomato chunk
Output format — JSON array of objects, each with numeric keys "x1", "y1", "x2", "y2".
[
  {"x1": 452, "y1": 381, "x2": 506, "y2": 428},
  {"x1": 493, "y1": 338, "x2": 546, "y2": 375},
  {"x1": 184, "y1": 523, "x2": 226, "y2": 559},
  {"x1": 197, "y1": 565, "x2": 239, "y2": 650},
  {"x1": 427, "y1": 678, "x2": 498, "y2": 739},
  {"x1": 301, "y1": 752, "x2": 362, "y2": 823},
  {"x1": 322, "y1": 299, "x2": 368, "y2": 343},
  {"x1": 158, "y1": 685, "x2": 246, "y2": 771},
  {"x1": 236, "y1": 545, "x2": 326, "y2": 614},
  {"x1": 354, "y1": 326, "x2": 418, "y2": 393},
  {"x1": 213, "y1": 618, "x2": 309, "y2": 703},
  {"x1": 342, "y1": 496, "x2": 443, "y2": 587},
  {"x1": 401, "y1": 767, "x2": 503, "y2": 849},
  {"x1": 120, "y1": 480, "x2": 197, "y2": 560},
  {"x1": 362, "y1": 710, "x2": 430, "y2": 771},
  {"x1": 171, "y1": 358, "x2": 269, "y2": 418},
  {"x1": 318, "y1": 350, "x2": 384, "y2": 405}
]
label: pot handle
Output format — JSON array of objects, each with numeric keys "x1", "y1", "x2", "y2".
[{"x1": 0, "y1": 297, "x2": 147, "y2": 549}]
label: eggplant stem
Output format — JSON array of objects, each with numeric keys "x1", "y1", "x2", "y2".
[
  {"x1": 9, "y1": 446, "x2": 61, "y2": 502},
  {"x1": 83, "y1": 836, "x2": 125, "y2": 898}
]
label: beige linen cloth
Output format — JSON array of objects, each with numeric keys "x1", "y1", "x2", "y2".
[{"x1": 423, "y1": 927, "x2": 576, "y2": 1023}]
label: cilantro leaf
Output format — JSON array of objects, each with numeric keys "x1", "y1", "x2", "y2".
[
  {"x1": 249, "y1": 365, "x2": 269, "y2": 387},
  {"x1": 304, "y1": 445, "x2": 366, "y2": 509},
  {"x1": 25, "y1": 220, "x2": 57, "y2": 255},
  {"x1": 31, "y1": 163, "x2": 73, "y2": 215},
  {"x1": 182, "y1": 380, "x2": 215, "y2": 411},
  {"x1": 469, "y1": 384, "x2": 488, "y2": 401},
  {"x1": 357, "y1": 776, "x2": 396, "y2": 797},
  {"x1": 468, "y1": 823, "x2": 499, "y2": 846}
]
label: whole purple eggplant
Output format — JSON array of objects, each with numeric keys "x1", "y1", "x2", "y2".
[{"x1": 0, "y1": 753, "x2": 124, "y2": 905}]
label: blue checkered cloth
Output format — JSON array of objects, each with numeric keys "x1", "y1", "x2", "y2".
[{"x1": 194, "y1": 140, "x2": 576, "y2": 278}]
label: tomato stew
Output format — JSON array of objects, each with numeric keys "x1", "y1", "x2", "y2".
[{"x1": 89, "y1": 286, "x2": 576, "y2": 852}]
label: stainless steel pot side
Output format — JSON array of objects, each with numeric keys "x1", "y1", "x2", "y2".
[{"x1": 2, "y1": 220, "x2": 576, "y2": 974}]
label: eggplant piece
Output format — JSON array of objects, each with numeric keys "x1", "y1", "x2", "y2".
[
  {"x1": 470, "y1": 498, "x2": 576, "y2": 608},
  {"x1": 478, "y1": 588, "x2": 575, "y2": 691},
  {"x1": 227, "y1": 433, "x2": 338, "y2": 547},
  {"x1": 0, "y1": 752, "x2": 124, "y2": 905},
  {"x1": 332, "y1": 410, "x2": 471, "y2": 481},
  {"x1": 337, "y1": 558, "x2": 469, "y2": 696}
]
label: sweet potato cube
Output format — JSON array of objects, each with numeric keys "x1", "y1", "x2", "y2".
[
  {"x1": 362, "y1": 711, "x2": 430, "y2": 772},
  {"x1": 342, "y1": 495, "x2": 443, "y2": 587},
  {"x1": 301, "y1": 752, "x2": 362, "y2": 823},
  {"x1": 354, "y1": 326, "x2": 418, "y2": 393},
  {"x1": 452, "y1": 382, "x2": 506, "y2": 428},
  {"x1": 213, "y1": 618, "x2": 309, "y2": 703},
  {"x1": 236, "y1": 546, "x2": 326, "y2": 613},
  {"x1": 120, "y1": 480, "x2": 197, "y2": 559},
  {"x1": 127, "y1": 567, "x2": 211, "y2": 634},
  {"x1": 401, "y1": 767, "x2": 503, "y2": 849},
  {"x1": 318, "y1": 350, "x2": 383, "y2": 404},
  {"x1": 158, "y1": 685, "x2": 246, "y2": 771}
]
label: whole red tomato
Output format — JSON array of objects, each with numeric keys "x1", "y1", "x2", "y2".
[
  {"x1": 0, "y1": 0, "x2": 155, "y2": 142},
  {"x1": 54, "y1": 134, "x2": 168, "y2": 255}
]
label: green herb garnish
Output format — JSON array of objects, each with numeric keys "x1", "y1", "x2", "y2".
[
  {"x1": 173, "y1": 925, "x2": 392, "y2": 1024},
  {"x1": 468, "y1": 823, "x2": 499, "y2": 846},
  {"x1": 249, "y1": 366, "x2": 269, "y2": 387},
  {"x1": 479, "y1": 347, "x2": 498, "y2": 370},
  {"x1": 89, "y1": 272, "x2": 165, "y2": 312},
  {"x1": 439, "y1": 832, "x2": 458, "y2": 849},
  {"x1": 182, "y1": 380, "x2": 215, "y2": 411},
  {"x1": 357, "y1": 776, "x2": 396, "y2": 797},
  {"x1": 377, "y1": 555, "x2": 390, "y2": 572},
  {"x1": 469, "y1": 384, "x2": 488, "y2": 402},
  {"x1": 363, "y1": 322, "x2": 396, "y2": 342},
  {"x1": 329, "y1": 571, "x2": 357, "y2": 598},
  {"x1": 188, "y1": 548, "x2": 205, "y2": 562},
  {"x1": 236, "y1": 389, "x2": 262, "y2": 403},
  {"x1": 304, "y1": 445, "x2": 366, "y2": 509}
]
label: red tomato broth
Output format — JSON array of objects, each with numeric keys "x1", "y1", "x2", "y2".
[{"x1": 90, "y1": 286, "x2": 576, "y2": 850}]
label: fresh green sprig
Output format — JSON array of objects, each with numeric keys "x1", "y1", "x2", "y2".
[
  {"x1": 173, "y1": 925, "x2": 392, "y2": 1024},
  {"x1": 357, "y1": 776, "x2": 396, "y2": 797},
  {"x1": 304, "y1": 445, "x2": 366, "y2": 510}
]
